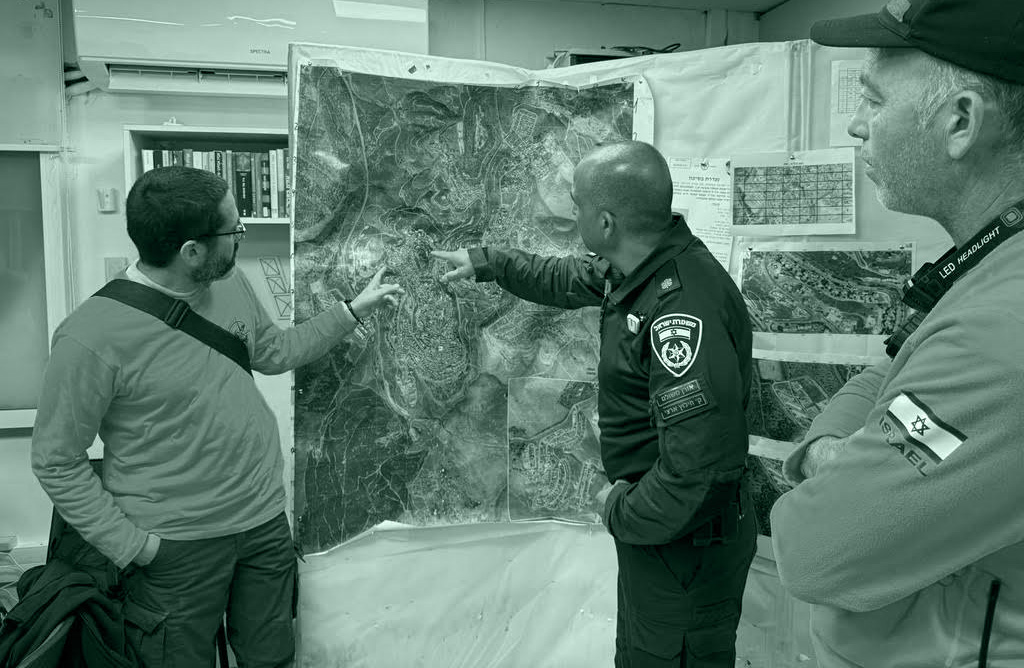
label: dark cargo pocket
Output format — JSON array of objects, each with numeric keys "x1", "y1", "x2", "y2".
[
  {"x1": 124, "y1": 599, "x2": 169, "y2": 666},
  {"x1": 685, "y1": 599, "x2": 740, "y2": 661},
  {"x1": 630, "y1": 615, "x2": 686, "y2": 660}
]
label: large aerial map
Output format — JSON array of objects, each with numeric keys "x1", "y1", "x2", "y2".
[
  {"x1": 739, "y1": 246, "x2": 911, "y2": 335},
  {"x1": 746, "y1": 357, "x2": 867, "y2": 444},
  {"x1": 291, "y1": 64, "x2": 634, "y2": 553},
  {"x1": 508, "y1": 377, "x2": 604, "y2": 523}
]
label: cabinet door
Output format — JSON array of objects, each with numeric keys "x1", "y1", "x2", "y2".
[
  {"x1": 0, "y1": 153, "x2": 49, "y2": 412},
  {"x1": 0, "y1": 1, "x2": 63, "y2": 149}
]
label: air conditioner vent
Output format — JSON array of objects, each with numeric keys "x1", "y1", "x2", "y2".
[{"x1": 105, "y1": 64, "x2": 287, "y2": 98}]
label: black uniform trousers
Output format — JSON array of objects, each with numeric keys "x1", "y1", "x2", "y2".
[{"x1": 613, "y1": 497, "x2": 756, "y2": 668}]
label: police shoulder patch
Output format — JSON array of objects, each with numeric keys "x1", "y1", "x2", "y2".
[
  {"x1": 650, "y1": 313, "x2": 702, "y2": 377},
  {"x1": 653, "y1": 374, "x2": 715, "y2": 424}
]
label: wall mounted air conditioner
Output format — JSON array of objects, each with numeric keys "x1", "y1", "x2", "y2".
[
  {"x1": 71, "y1": 0, "x2": 429, "y2": 98},
  {"x1": 547, "y1": 48, "x2": 637, "y2": 69}
]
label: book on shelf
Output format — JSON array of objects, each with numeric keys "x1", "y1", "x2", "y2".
[
  {"x1": 249, "y1": 151, "x2": 259, "y2": 218},
  {"x1": 259, "y1": 153, "x2": 272, "y2": 218},
  {"x1": 224, "y1": 150, "x2": 235, "y2": 202},
  {"x1": 269, "y1": 149, "x2": 279, "y2": 218},
  {"x1": 283, "y1": 148, "x2": 291, "y2": 218},
  {"x1": 182, "y1": 148, "x2": 193, "y2": 167},
  {"x1": 142, "y1": 149, "x2": 154, "y2": 174},
  {"x1": 233, "y1": 151, "x2": 253, "y2": 217},
  {"x1": 275, "y1": 149, "x2": 286, "y2": 218}
]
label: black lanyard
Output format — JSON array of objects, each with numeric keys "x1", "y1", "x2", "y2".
[{"x1": 885, "y1": 198, "x2": 1024, "y2": 357}]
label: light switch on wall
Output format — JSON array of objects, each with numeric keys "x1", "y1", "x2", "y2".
[
  {"x1": 105, "y1": 256, "x2": 130, "y2": 281},
  {"x1": 97, "y1": 187, "x2": 118, "y2": 213}
]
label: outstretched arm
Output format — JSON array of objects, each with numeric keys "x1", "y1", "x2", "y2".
[
  {"x1": 432, "y1": 246, "x2": 607, "y2": 309},
  {"x1": 249, "y1": 266, "x2": 404, "y2": 374}
]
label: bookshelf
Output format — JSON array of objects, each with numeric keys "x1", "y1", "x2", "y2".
[{"x1": 123, "y1": 124, "x2": 291, "y2": 225}]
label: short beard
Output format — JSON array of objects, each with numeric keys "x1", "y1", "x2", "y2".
[{"x1": 190, "y1": 246, "x2": 236, "y2": 284}]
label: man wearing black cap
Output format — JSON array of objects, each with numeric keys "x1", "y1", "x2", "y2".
[{"x1": 771, "y1": 1, "x2": 1024, "y2": 666}]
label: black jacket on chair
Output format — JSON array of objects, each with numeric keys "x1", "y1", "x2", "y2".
[{"x1": 0, "y1": 559, "x2": 139, "y2": 668}]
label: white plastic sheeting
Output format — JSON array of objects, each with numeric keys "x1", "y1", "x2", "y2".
[{"x1": 297, "y1": 524, "x2": 809, "y2": 667}]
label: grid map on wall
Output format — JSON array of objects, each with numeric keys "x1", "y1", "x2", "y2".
[{"x1": 733, "y1": 162, "x2": 854, "y2": 227}]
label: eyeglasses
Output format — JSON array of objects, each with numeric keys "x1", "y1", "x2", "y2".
[{"x1": 198, "y1": 220, "x2": 246, "y2": 241}]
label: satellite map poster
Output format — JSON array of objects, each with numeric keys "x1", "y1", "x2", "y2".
[
  {"x1": 743, "y1": 351, "x2": 878, "y2": 536},
  {"x1": 734, "y1": 240, "x2": 915, "y2": 359},
  {"x1": 288, "y1": 44, "x2": 652, "y2": 554}
]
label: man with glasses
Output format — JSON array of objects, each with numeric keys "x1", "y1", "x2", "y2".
[
  {"x1": 433, "y1": 140, "x2": 755, "y2": 667},
  {"x1": 31, "y1": 166, "x2": 403, "y2": 667},
  {"x1": 771, "y1": 1, "x2": 1024, "y2": 665}
]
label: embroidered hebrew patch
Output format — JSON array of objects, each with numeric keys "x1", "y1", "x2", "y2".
[{"x1": 650, "y1": 313, "x2": 702, "y2": 377}]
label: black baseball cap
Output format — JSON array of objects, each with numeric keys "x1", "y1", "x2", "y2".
[{"x1": 809, "y1": 0, "x2": 1024, "y2": 84}]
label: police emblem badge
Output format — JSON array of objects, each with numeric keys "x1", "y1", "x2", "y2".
[{"x1": 650, "y1": 313, "x2": 702, "y2": 377}]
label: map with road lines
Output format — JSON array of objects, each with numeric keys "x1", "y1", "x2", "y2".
[
  {"x1": 747, "y1": 358, "x2": 867, "y2": 444},
  {"x1": 745, "y1": 454, "x2": 792, "y2": 537},
  {"x1": 508, "y1": 377, "x2": 604, "y2": 523},
  {"x1": 744, "y1": 357, "x2": 868, "y2": 535},
  {"x1": 291, "y1": 65, "x2": 633, "y2": 553},
  {"x1": 739, "y1": 246, "x2": 911, "y2": 335}
]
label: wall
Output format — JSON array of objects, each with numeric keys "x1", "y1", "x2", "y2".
[
  {"x1": 758, "y1": 0, "x2": 882, "y2": 43},
  {"x1": 431, "y1": 0, "x2": 758, "y2": 69}
]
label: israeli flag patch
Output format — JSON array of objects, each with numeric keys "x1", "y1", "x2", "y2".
[{"x1": 881, "y1": 392, "x2": 967, "y2": 472}]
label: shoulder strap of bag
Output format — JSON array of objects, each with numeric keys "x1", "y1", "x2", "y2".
[{"x1": 94, "y1": 279, "x2": 252, "y2": 376}]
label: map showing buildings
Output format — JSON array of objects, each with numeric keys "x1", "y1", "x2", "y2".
[
  {"x1": 508, "y1": 377, "x2": 604, "y2": 523},
  {"x1": 291, "y1": 65, "x2": 633, "y2": 553},
  {"x1": 743, "y1": 357, "x2": 868, "y2": 535},
  {"x1": 745, "y1": 455, "x2": 792, "y2": 537},
  {"x1": 739, "y1": 247, "x2": 912, "y2": 335},
  {"x1": 746, "y1": 358, "x2": 867, "y2": 444},
  {"x1": 733, "y1": 162, "x2": 854, "y2": 227}
]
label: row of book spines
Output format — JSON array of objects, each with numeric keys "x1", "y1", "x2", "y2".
[{"x1": 140, "y1": 148, "x2": 291, "y2": 219}]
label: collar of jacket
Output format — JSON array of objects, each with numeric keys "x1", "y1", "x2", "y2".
[{"x1": 606, "y1": 223, "x2": 695, "y2": 306}]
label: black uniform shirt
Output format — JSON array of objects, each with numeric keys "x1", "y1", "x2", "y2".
[{"x1": 469, "y1": 223, "x2": 752, "y2": 544}]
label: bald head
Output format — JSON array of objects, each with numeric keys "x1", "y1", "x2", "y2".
[{"x1": 574, "y1": 141, "x2": 674, "y2": 237}]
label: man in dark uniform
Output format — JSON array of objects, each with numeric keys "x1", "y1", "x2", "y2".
[{"x1": 432, "y1": 140, "x2": 755, "y2": 667}]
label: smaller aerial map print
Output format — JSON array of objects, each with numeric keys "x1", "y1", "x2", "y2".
[
  {"x1": 734, "y1": 163, "x2": 853, "y2": 226},
  {"x1": 746, "y1": 357, "x2": 867, "y2": 444},
  {"x1": 732, "y1": 148, "x2": 857, "y2": 236},
  {"x1": 738, "y1": 243, "x2": 912, "y2": 336},
  {"x1": 745, "y1": 453, "x2": 792, "y2": 537},
  {"x1": 508, "y1": 377, "x2": 605, "y2": 523}
]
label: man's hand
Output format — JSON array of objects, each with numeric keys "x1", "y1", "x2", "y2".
[
  {"x1": 799, "y1": 431, "x2": 858, "y2": 480},
  {"x1": 595, "y1": 479, "x2": 629, "y2": 512},
  {"x1": 595, "y1": 481, "x2": 615, "y2": 508},
  {"x1": 133, "y1": 533, "x2": 161, "y2": 567},
  {"x1": 349, "y1": 267, "x2": 405, "y2": 320},
  {"x1": 430, "y1": 249, "x2": 475, "y2": 283}
]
